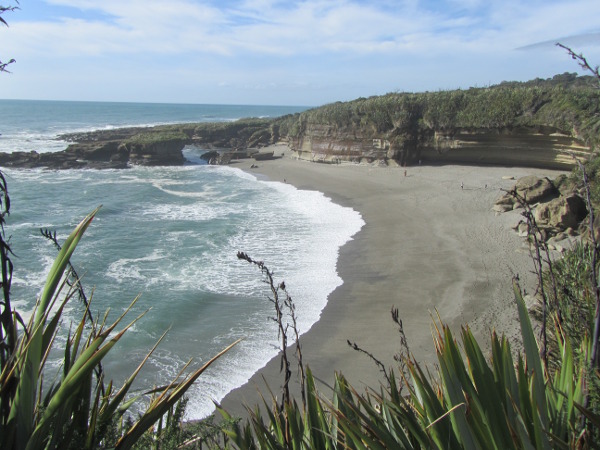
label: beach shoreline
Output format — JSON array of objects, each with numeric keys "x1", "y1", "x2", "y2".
[{"x1": 218, "y1": 144, "x2": 565, "y2": 418}]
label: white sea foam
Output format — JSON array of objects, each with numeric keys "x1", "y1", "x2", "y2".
[
  {"x1": 140, "y1": 202, "x2": 238, "y2": 222},
  {"x1": 106, "y1": 249, "x2": 166, "y2": 284},
  {"x1": 149, "y1": 179, "x2": 221, "y2": 199},
  {"x1": 4, "y1": 163, "x2": 365, "y2": 421},
  {"x1": 2, "y1": 101, "x2": 326, "y2": 419},
  {"x1": 174, "y1": 168, "x2": 365, "y2": 418}
]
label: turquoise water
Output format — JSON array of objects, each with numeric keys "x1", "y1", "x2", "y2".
[{"x1": 0, "y1": 100, "x2": 364, "y2": 418}]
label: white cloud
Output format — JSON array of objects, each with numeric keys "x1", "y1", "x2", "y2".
[
  {"x1": 7, "y1": 0, "x2": 597, "y2": 59},
  {"x1": 2, "y1": 0, "x2": 600, "y2": 104}
]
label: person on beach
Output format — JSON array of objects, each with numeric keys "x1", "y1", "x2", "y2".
[{"x1": 461, "y1": 182, "x2": 464, "y2": 189}]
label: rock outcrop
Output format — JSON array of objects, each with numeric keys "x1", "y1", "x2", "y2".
[
  {"x1": 493, "y1": 175, "x2": 560, "y2": 213},
  {"x1": 0, "y1": 126, "x2": 188, "y2": 169},
  {"x1": 494, "y1": 175, "x2": 590, "y2": 251},
  {"x1": 514, "y1": 175, "x2": 559, "y2": 204},
  {"x1": 534, "y1": 194, "x2": 588, "y2": 231},
  {"x1": 0, "y1": 147, "x2": 129, "y2": 170},
  {"x1": 0, "y1": 119, "x2": 276, "y2": 169}
]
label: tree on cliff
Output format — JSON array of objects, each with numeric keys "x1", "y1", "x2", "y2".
[{"x1": 0, "y1": 1, "x2": 18, "y2": 72}]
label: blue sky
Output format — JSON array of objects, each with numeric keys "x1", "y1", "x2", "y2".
[{"x1": 1, "y1": 0, "x2": 599, "y2": 106}]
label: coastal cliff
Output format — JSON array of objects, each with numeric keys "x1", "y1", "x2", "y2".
[
  {"x1": 422, "y1": 127, "x2": 588, "y2": 168},
  {"x1": 278, "y1": 74, "x2": 599, "y2": 168},
  {"x1": 287, "y1": 124, "x2": 590, "y2": 169},
  {"x1": 1, "y1": 74, "x2": 597, "y2": 170}
]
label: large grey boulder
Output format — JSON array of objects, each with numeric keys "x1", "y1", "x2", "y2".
[
  {"x1": 514, "y1": 175, "x2": 558, "y2": 204},
  {"x1": 534, "y1": 193, "x2": 587, "y2": 230},
  {"x1": 493, "y1": 175, "x2": 558, "y2": 212}
]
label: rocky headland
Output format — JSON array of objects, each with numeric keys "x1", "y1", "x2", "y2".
[{"x1": 0, "y1": 119, "x2": 279, "y2": 169}]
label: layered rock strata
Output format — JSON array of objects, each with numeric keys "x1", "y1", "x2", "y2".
[{"x1": 289, "y1": 126, "x2": 591, "y2": 170}]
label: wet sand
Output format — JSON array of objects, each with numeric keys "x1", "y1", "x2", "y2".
[{"x1": 218, "y1": 144, "x2": 564, "y2": 417}]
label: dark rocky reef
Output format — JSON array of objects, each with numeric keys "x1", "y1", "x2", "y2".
[
  {"x1": 0, "y1": 126, "x2": 186, "y2": 169},
  {"x1": 0, "y1": 119, "x2": 278, "y2": 170},
  {"x1": 0, "y1": 146, "x2": 130, "y2": 170}
]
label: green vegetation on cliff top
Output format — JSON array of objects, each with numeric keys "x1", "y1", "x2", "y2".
[{"x1": 276, "y1": 72, "x2": 600, "y2": 148}]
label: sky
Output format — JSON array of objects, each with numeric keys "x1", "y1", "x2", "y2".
[{"x1": 1, "y1": 0, "x2": 600, "y2": 106}]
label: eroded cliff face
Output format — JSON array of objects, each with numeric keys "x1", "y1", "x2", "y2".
[
  {"x1": 0, "y1": 121, "x2": 592, "y2": 171},
  {"x1": 290, "y1": 124, "x2": 390, "y2": 163},
  {"x1": 420, "y1": 127, "x2": 590, "y2": 169},
  {"x1": 127, "y1": 139, "x2": 187, "y2": 166},
  {"x1": 281, "y1": 77, "x2": 600, "y2": 169},
  {"x1": 288, "y1": 124, "x2": 591, "y2": 169}
]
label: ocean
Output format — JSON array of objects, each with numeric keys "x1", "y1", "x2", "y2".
[{"x1": 0, "y1": 99, "x2": 364, "y2": 419}]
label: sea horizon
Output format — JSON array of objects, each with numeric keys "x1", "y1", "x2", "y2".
[{"x1": 0, "y1": 97, "x2": 316, "y2": 107}]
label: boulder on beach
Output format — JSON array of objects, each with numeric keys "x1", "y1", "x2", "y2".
[
  {"x1": 534, "y1": 193, "x2": 588, "y2": 231},
  {"x1": 493, "y1": 175, "x2": 559, "y2": 212},
  {"x1": 495, "y1": 173, "x2": 591, "y2": 247},
  {"x1": 514, "y1": 175, "x2": 558, "y2": 204}
]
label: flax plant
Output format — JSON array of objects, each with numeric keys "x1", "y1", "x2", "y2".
[
  {"x1": 220, "y1": 273, "x2": 590, "y2": 449},
  {"x1": 326, "y1": 282, "x2": 586, "y2": 449}
]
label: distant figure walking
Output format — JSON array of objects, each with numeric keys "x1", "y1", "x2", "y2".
[
  {"x1": 461, "y1": 182, "x2": 464, "y2": 190},
  {"x1": 404, "y1": 170, "x2": 407, "y2": 177}
]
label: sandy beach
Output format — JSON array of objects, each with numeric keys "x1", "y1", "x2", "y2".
[{"x1": 219, "y1": 144, "x2": 565, "y2": 417}]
